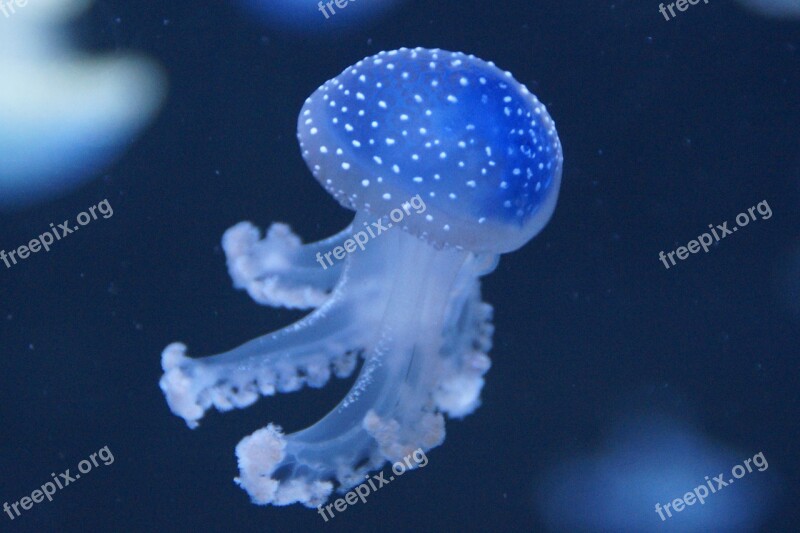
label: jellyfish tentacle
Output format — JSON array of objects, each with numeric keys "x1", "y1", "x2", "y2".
[
  {"x1": 234, "y1": 227, "x2": 494, "y2": 507},
  {"x1": 160, "y1": 232, "x2": 392, "y2": 429},
  {"x1": 223, "y1": 220, "x2": 352, "y2": 310},
  {"x1": 161, "y1": 212, "x2": 400, "y2": 429}
]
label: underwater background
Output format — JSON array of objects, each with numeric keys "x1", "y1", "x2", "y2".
[{"x1": 1, "y1": 0, "x2": 798, "y2": 531}]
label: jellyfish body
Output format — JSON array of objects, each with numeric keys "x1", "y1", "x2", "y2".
[
  {"x1": 160, "y1": 48, "x2": 563, "y2": 508},
  {"x1": 0, "y1": 0, "x2": 166, "y2": 210},
  {"x1": 235, "y1": 0, "x2": 402, "y2": 32}
]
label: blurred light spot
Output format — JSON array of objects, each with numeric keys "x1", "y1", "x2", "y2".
[
  {"x1": 0, "y1": 0, "x2": 166, "y2": 211},
  {"x1": 236, "y1": 0, "x2": 402, "y2": 32},
  {"x1": 535, "y1": 420, "x2": 776, "y2": 532},
  {"x1": 735, "y1": 0, "x2": 800, "y2": 18}
]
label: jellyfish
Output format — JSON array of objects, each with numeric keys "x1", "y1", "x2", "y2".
[
  {"x1": 0, "y1": 0, "x2": 166, "y2": 210},
  {"x1": 536, "y1": 418, "x2": 776, "y2": 531},
  {"x1": 160, "y1": 47, "x2": 563, "y2": 508},
  {"x1": 734, "y1": 0, "x2": 800, "y2": 18},
  {"x1": 235, "y1": 0, "x2": 403, "y2": 33}
]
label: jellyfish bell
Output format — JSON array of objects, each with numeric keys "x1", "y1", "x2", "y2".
[
  {"x1": 298, "y1": 48, "x2": 563, "y2": 254},
  {"x1": 160, "y1": 47, "x2": 562, "y2": 508}
]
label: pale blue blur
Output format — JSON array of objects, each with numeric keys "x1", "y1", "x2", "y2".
[
  {"x1": 735, "y1": 0, "x2": 800, "y2": 18},
  {"x1": 0, "y1": 0, "x2": 166, "y2": 210},
  {"x1": 536, "y1": 418, "x2": 777, "y2": 532}
]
